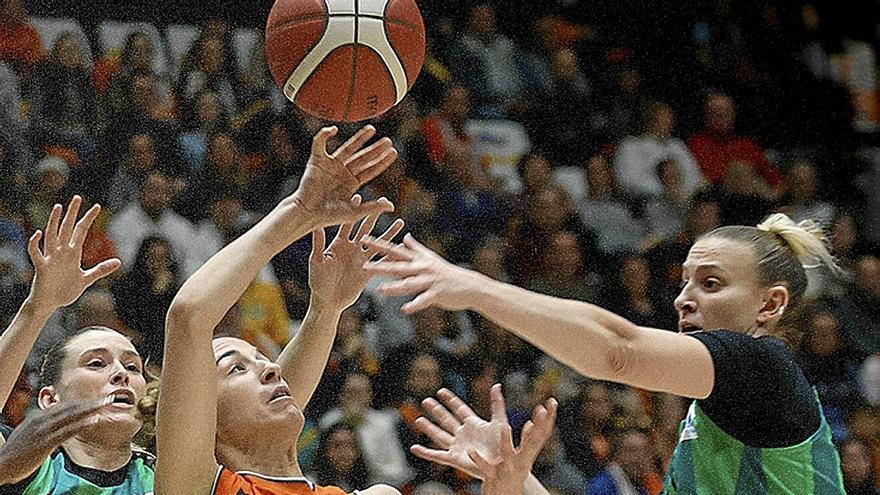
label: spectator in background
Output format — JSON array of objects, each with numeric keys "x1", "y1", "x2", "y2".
[
  {"x1": 516, "y1": 153, "x2": 554, "y2": 200},
  {"x1": 587, "y1": 430, "x2": 659, "y2": 495},
  {"x1": 30, "y1": 33, "x2": 101, "y2": 158},
  {"x1": 0, "y1": 0, "x2": 45, "y2": 77},
  {"x1": 0, "y1": 62, "x2": 31, "y2": 170},
  {"x1": 841, "y1": 440, "x2": 880, "y2": 495},
  {"x1": 576, "y1": 154, "x2": 646, "y2": 256},
  {"x1": 779, "y1": 159, "x2": 836, "y2": 227},
  {"x1": 528, "y1": 231, "x2": 601, "y2": 303},
  {"x1": 688, "y1": 92, "x2": 783, "y2": 192},
  {"x1": 859, "y1": 352, "x2": 880, "y2": 408},
  {"x1": 614, "y1": 101, "x2": 705, "y2": 199},
  {"x1": 559, "y1": 381, "x2": 616, "y2": 478},
  {"x1": 835, "y1": 255, "x2": 880, "y2": 359},
  {"x1": 177, "y1": 34, "x2": 239, "y2": 122},
  {"x1": 107, "y1": 171, "x2": 193, "y2": 269},
  {"x1": 420, "y1": 84, "x2": 471, "y2": 190},
  {"x1": 310, "y1": 422, "x2": 372, "y2": 493},
  {"x1": 597, "y1": 59, "x2": 648, "y2": 142},
  {"x1": 531, "y1": 427, "x2": 587, "y2": 495},
  {"x1": 319, "y1": 373, "x2": 413, "y2": 487},
  {"x1": 848, "y1": 407, "x2": 880, "y2": 491},
  {"x1": 112, "y1": 235, "x2": 180, "y2": 364},
  {"x1": 616, "y1": 254, "x2": 675, "y2": 330},
  {"x1": 178, "y1": 89, "x2": 227, "y2": 173},
  {"x1": 102, "y1": 31, "x2": 156, "y2": 106},
  {"x1": 105, "y1": 133, "x2": 157, "y2": 212},
  {"x1": 26, "y1": 156, "x2": 70, "y2": 229},
  {"x1": 450, "y1": 3, "x2": 529, "y2": 118},
  {"x1": 644, "y1": 159, "x2": 691, "y2": 243}
]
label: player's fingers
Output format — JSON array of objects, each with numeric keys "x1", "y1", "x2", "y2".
[
  {"x1": 346, "y1": 137, "x2": 392, "y2": 173},
  {"x1": 489, "y1": 383, "x2": 509, "y2": 424},
  {"x1": 337, "y1": 195, "x2": 363, "y2": 241},
  {"x1": 422, "y1": 396, "x2": 463, "y2": 433},
  {"x1": 44, "y1": 204, "x2": 63, "y2": 251},
  {"x1": 48, "y1": 396, "x2": 113, "y2": 428},
  {"x1": 71, "y1": 204, "x2": 101, "y2": 249},
  {"x1": 402, "y1": 232, "x2": 434, "y2": 255},
  {"x1": 84, "y1": 258, "x2": 122, "y2": 285},
  {"x1": 401, "y1": 289, "x2": 438, "y2": 314},
  {"x1": 413, "y1": 416, "x2": 454, "y2": 448},
  {"x1": 364, "y1": 219, "x2": 405, "y2": 257},
  {"x1": 355, "y1": 147, "x2": 398, "y2": 185},
  {"x1": 354, "y1": 203, "x2": 384, "y2": 242},
  {"x1": 311, "y1": 126, "x2": 339, "y2": 157},
  {"x1": 435, "y1": 388, "x2": 479, "y2": 422},
  {"x1": 377, "y1": 275, "x2": 432, "y2": 297},
  {"x1": 468, "y1": 447, "x2": 497, "y2": 474},
  {"x1": 365, "y1": 260, "x2": 420, "y2": 278},
  {"x1": 361, "y1": 237, "x2": 414, "y2": 262},
  {"x1": 58, "y1": 195, "x2": 82, "y2": 246},
  {"x1": 27, "y1": 230, "x2": 46, "y2": 266},
  {"x1": 410, "y1": 445, "x2": 457, "y2": 468},
  {"x1": 499, "y1": 423, "x2": 516, "y2": 458},
  {"x1": 332, "y1": 125, "x2": 376, "y2": 161},
  {"x1": 310, "y1": 228, "x2": 327, "y2": 262}
]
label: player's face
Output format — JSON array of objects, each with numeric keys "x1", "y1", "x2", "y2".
[
  {"x1": 674, "y1": 238, "x2": 767, "y2": 334},
  {"x1": 43, "y1": 329, "x2": 147, "y2": 439},
  {"x1": 213, "y1": 338, "x2": 304, "y2": 445}
]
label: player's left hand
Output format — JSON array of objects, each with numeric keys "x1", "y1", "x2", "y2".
[
  {"x1": 292, "y1": 125, "x2": 398, "y2": 228},
  {"x1": 309, "y1": 195, "x2": 405, "y2": 311}
]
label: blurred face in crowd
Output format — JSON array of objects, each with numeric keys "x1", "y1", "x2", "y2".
[
  {"x1": 131, "y1": 74, "x2": 158, "y2": 113},
  {"x1": 520, "y1": 154, "x2": 552, "y2": 194},
  {"x1": 615, "y1": 431, "x2": 653, "y2": 483},
  {"x1": 831, "y1": 214, "x2": 856, "y2": 258},
  {"x1": 788, "y1": 161, "x2": 818, "y2": 202},
  {"x1": 529, "y1": 186, "x2": 569, "y2": 232},
  {"x1": 544, "y1": 232, "x2": 582, "y2": 280},
  {"x1": 199, "y1": 37, "x2": 225, "y2": 75},
  {"x1": 325, "y1": 427, "x2": 359, "y2": 475},
  {"x1": 658, "y1": 160, "x2": 683, "y2": 197},
  {"x1": 621, "y1": 255, "x2": 650, "y2": 298},
  {"x1": 128, "y1": 33, "x2": 154, "y2": 71},
  {"x1": 586, "y1": 155, "x2": 615, "y2": 199},
  {"x1": 406, "y1": 354, "x2": 441, "y2": 397},
  {"x1": 210, "y1": 196, "x2": 242, "y2": 233},
  {"x1": 468, "y1": 4, "x2": 497, "y2": 39},
  {"x1": 208, "y1": 134, "x2": 239, "y2": 174},
  {"x1": 212, "y1": 337, "x2": 304, "y2": 459},
  {"x1": 806, "y1": 312, "x2": 841, "y2": 357},
  {"x1": 54, "y1": 34, "x2": 83, "y2": 69},
  {"x1": 128, "y1": 133, "x2": 156, "y2": 173},
  {"x1": 145, "y1": 239, "x2": 173, "y2": 276},
  {"x1": 582, "y1": 382, "x2": 613, "y2": 426},
  {"x1": 472, "y1": 238, "x2": 506, "y2": 279},
  {"x1": 841, "y1": 440, "x2": 873, "y2": 488},
  {"x1": 39, "y1": 169, "x2": 69, "y2": 198},
  {"x1": 195, "y1": 90, "x2": 223, "y2": 129},
  {"x1": 40, "y1": 329, "x2": 146, "y2": 445},
  {"x1": 341, "y1": 373, "x2": 373, "y2": 412},
  {"x1": 854, "y1": 255, "x2": 880, "y2": 298},
  {"x1": 139, "y1": 172, "x2": 171, "y2": 218},
  {"x1": 706, "y1": 93, "x2": 736, "y2": 135},
  {"x1": 550, "y1": 49, "x2": 580, "y2": 82},
  {"x1": 648, "y1": 103, "x2": 675, "y2": 137}
]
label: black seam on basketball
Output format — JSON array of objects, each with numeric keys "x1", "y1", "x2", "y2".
[
  {"x1": 384, "y1": 18, "x2": 425, "y2": 37},
  {"x1": 343, "y1": 45, "x2": 359, "y2": 121},
  {"x1": 266, "y1": 14, "x2": 328, "y2": 33},
  {"x1": 354, "y1": 0, "x2": 360, "y2": 44}
]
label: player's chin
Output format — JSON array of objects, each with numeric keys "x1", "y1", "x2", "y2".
[{"x1": 264, "y1": 399, "x2": 304, "y2": 425}]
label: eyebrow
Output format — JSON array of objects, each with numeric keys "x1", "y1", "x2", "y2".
[
  {"x1": 81, "y1": 348, "x2": 142, "y2": 361},
  {"x1": 216, "y1": 349, "x2": 241, "y2": 365}
]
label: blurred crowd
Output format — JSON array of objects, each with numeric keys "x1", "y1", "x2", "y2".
[{"x1": 2, "y1": 0, "x2": 880, "y2": 493}]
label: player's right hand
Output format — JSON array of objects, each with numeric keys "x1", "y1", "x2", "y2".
[
  {"x1": 291, "y1": 125, "x2": 398, "y2": 229},
  {"x1": 26, "y1": 196, "x2": 121, "y2": 312},
  {"x1": 0, "y1": 396, "x2": 114, "y2": 485}
]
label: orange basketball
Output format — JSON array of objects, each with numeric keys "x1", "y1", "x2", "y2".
[{"x1": 265, "y1": 0, "x2": 426, "y2": 122}]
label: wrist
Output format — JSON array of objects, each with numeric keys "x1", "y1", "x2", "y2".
[
  {"x1": 461, "y1": 268, "x2": 493, "y2": 311},
  {"x1": 266, "y1": 199, "x2": 319, "y2": 247},
  {"x1": 305, "y1": 297, "x2": 344, "y2": 320},
  {"x1": 22, "y1": 293, "x2": 58, "y2": 320}
]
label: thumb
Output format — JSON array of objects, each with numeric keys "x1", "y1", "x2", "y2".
[
  {"x1": 311, "y1": 126, "x2": 339, "y2": 157},
  {"x1": 84, "y1": 258, "x2": 122, "y2": 285},
  {"x1": 310, "y1": 228, "x2": 327, "y2": 262}
]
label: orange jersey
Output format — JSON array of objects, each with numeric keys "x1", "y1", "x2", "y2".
[{"x1": 212, "y1": 467, "x2": 361, "y2": 495}]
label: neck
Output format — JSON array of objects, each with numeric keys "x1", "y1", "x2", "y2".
[
  {"x1": 62, "y1": 436, "x2": 132, "y2": 472},
  {"x1": 216, "y1": 439, "x2": 302, "y2": 477}
]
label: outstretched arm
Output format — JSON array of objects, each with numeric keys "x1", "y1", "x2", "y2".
[
  {"x1": 278, "y1": 199, "x2": 404, "y2": 411},
  {"x1": 0, "y1": 196, "x2": 119, "y2": 449},
  {"x1": 411, "y1": 385, "x2": 556, "y2": 495},
  {"x1": 156, "y1": 126, "x2": 398, "y2": 495},
  {"x1": 364, "y1": 234, "x2": 715, "y2": 399}
]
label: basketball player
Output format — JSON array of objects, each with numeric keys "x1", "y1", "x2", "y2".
[
  {"x1": 364, "y1": 214, "x2": 847, "y2": 494},
  {"x1": 155, "y1": 125, "x2": 404, "y2": 495},
  {"x1": 0, "y1": 196, "x2": 157, "y2": 495}
]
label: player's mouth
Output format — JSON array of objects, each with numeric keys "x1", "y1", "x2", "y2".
[
  {"x1": 678, "y1": 321, "x2": 703, "y2": 332},
  {"x1": 268, "y1": 385, "x2": 292, "y2": 404},
  {"x1": 108, "y1": 389, "x2": 136, "y2": 409}
]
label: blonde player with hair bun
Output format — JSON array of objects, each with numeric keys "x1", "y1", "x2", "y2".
[{"x1": 365, "y1": 213, "x2": 847, "y2": 495}]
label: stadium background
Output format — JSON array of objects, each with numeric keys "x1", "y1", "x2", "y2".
[{"x1": 2, "y1": 0, "x2": 880, "y2": 493}]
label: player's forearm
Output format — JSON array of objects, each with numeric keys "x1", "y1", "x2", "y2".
[
  {"x1": 525, "y1": 474, "x2": 552, "y2": 495},
  {"x1": 0, "y1": 298, "x2": 54, "y2": 411},
  {"x1": 168, "y1": 199, "x2": 315, "y2": 332},
  {"x1": 467, "y1": 275, "x2": 641, "y2": 383},
  {"x1": 276, "y1": 300, "x2": 342, "y2": 410}
]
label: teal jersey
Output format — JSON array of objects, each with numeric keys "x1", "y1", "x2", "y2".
[
  {"x1": 2, "y1": 448, "x2": 154, "y2": 495},
  {"x1": 662, "y1": 395, "x2": 844, "y2": 495}
]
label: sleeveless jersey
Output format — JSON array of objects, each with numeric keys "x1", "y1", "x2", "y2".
[
  {"x1": 211, "y1": 467, "x2": 362, "y2": 495},
  {"x1": 15, "y1": 449, "x2": 154, "y2": 495}
]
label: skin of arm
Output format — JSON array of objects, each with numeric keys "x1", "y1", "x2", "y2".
[
  {"x1": 156, "y1": 126, "x2": 399, "y2": 495},
  {"x1": 365, "y1": 234, "x2": 715, "y2": 399}
]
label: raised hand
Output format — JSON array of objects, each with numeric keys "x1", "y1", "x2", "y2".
[
  {"x1": 27, "y1": 196, "x2": 121, "y2": 312},
  {"x1": 411, "y1": 384, "x2": 557, "y2": 494},
  {"x1": 362, "y1": 234, "x2": 485, "y2": 314},
  {"x1": 0, "y1": 396, "x2": 113, "y2": 484},
  {"x1": 292, "y1": 125, "x2": 398, "y2": 228},
  {"x1": 309, "y1": 195, "x2": 405, "y2": 311}
]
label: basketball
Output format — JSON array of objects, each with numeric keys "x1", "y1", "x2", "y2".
[{"x1": 265, "y1": 0, "x2": 426, "y2": 122}]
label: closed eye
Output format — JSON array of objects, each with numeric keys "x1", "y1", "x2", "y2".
[{"x1": 227, "y1": 364, "x2": 245, "y2": 375}]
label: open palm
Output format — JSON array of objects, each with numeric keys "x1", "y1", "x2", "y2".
[{"x1": 27, "y1": 196, "x2": 121, "y2": 311}]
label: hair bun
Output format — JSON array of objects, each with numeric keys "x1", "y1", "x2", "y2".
[{"x1": 756, "y1": 213, "x2": 840, "y2": 273}]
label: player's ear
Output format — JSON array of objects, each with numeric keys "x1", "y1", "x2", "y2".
[
  {"x1": 38, "y1": 386, "x2": 59, "y2": 410},
  {"x1": 757, "y1": 285, "x2": 788, "y2": 325}
]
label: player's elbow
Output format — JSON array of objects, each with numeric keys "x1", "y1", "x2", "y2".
[{"x1": 604, "y1": 331, "x2": 640, "y2": 384}]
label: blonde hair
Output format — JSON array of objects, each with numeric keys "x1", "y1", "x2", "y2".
[{"x1": 701, "y1": 213, "x2": 841, "y2": 313}]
